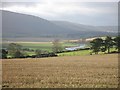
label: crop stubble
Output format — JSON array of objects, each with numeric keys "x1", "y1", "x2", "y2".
[{"x1": 2, "y1": 54, "x2": 119, "y2": 88}]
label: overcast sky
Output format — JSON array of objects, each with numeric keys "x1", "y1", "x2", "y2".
[{"x1": 1, "y1": 0, "x2": 118, "y2": 26}]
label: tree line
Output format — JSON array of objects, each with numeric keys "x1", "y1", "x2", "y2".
[{"x1": 90, "y1": 36, "x2": 120, "y2": 54}]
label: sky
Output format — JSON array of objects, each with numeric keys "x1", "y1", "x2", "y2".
[{"x1": 1, "y1": 0, "x2": 119, "y2": 26}]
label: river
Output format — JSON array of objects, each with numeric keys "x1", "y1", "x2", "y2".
[{"x1": 65, "y1": 44, "x2": 86, "y2": 51}]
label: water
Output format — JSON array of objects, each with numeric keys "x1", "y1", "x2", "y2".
[{"x1": 65, "y1": 44, "x2": 86, "y2": 51}]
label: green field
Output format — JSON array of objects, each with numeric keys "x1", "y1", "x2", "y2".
[
  {"x1": 2, "y1": 42, "x2": 80, "y2": 57},
  {"x1": 58, "y1": 47, "x2": 117, "y2": 56},
  {"x1": 2, "y1": 42, "x2": 118, "y2": 57},
  {"x1": 58, "y1": 50, "x2": 91, "y2": 56},
  {"x1": 3, "y1": 42, "x2": 79, "y2": 51},
  {"x1": 19, "y1": 42, "x2": 53, "y2": 51}
]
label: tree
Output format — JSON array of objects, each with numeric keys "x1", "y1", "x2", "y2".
[
  {"x1": 104, "y1": 36, "x2": 113, "y2": 53},
  {"x1": 100, "y1": 40, "x2": 107, "y2": 53},
  {"x1": 35, "y1": 49, "x2": 42, "y2": 57},
  {"x1": 114, "y1": 36, "x2": 120, "y2": 52},
  {"x1": 14, "y1": 50, "x2": 24, "y2": 58},
  {"x1": 0, "y1": 49, "x2": 8, "y2": 59},
  {"x1": 52, "y1": 39, "x2": 63, "y2": 53},
  {"x1": 7, "y1": 43, "x2": 24, "y2": 58},
  {"x1": 90, "y1": 38, "x2": 103, "y2": 54}
]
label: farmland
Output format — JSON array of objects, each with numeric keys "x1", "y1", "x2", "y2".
[
  {"x1": 58, "y1": 50, "x2": 91, "y2": 56},
  {"x1": 2, "y1": 41, "x2": 118, "y2": 57},
  {"x1": 58, "y1": 48, "x2": 117, "y2": 56},
  {"x1": 2, "y1": 54, "x2": 118, "y2": 88},
  {"x1": 2, "y1": 42, "x2": 79, "y2": 52}
]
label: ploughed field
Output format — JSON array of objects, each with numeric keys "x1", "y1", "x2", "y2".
[{"x1": 2, "y1": 54, "x2": 118, "y2": 88}]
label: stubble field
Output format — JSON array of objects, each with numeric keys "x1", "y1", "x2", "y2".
[{"x1": 2, "y1": 54, "x2": 119, "y2": 88}]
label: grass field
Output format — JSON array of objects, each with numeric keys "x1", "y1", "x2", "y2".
[
  {"x1": 58, "y1": 50, "x2": 91, "y2": 56},
  {"x1": 2, "y1": 41, "x2": 118, "y2": 57},
  {"x1": 58, "y1": 47, "x2": 117, "y2": 56},
  {"x1": 2, "y1": 54, "x2": 118, "y2": 88},
  {"x1": 2, "y1": 42, "x2": 79, "y2": 52}
]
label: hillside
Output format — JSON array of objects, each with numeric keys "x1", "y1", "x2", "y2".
[
  {"x1": 52, "y1": 21, "x2": 117, "y2": 33},
  {"x1": 2, "y1": 10, "x2": 117, "y2": 41}
]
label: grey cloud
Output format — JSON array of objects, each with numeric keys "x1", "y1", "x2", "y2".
[
  {"x1": 2, "y1": 2, "x2": 38, "y2": 7},
  {"x1": 1, "y1": 2, "x2": 118, "y2": 26}
]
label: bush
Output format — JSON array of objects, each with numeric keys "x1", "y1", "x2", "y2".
[{"x1": 0, "y1": 49, "x2": 8, "y2": 59}]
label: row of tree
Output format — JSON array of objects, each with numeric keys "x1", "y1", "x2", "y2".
[{"x1": 90, "y1": 36, "x2": 120, "y2": 54}]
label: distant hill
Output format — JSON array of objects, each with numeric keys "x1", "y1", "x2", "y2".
[
  {"x1": 2, "y1": 10, "x2": 117, "y2": 41},
  {"x1": 52, "y1": 21, "x2": 118, "y2": 33},
  {"x1": 2, "y1": 10, "x2": 76, "y2": 38},
  {"x1": 97, "y1": 26, "x2": 118, "y2": 33}
]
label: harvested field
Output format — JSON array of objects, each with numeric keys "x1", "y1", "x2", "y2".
[{"x1": 2, "y1": 54, "x2": 119, "y2": 88}]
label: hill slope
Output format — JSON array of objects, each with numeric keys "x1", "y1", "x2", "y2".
[{"x1": 2, "y1": 10, "x2": 117, "y2": 41}]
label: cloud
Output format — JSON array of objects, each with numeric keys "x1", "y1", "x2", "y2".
[
  {"x1": 1, "y1": 0, "x2": 119, "y2": 2},
  {"x1": 1, "y1": 1, "x2": 118, "y2": 26}
]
